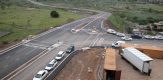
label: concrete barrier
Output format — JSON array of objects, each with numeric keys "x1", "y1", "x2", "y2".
[{"x1": 45, "y1": 51, "x2": 78, "y2": 80}]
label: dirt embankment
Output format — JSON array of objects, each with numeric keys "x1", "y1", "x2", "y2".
[
  {"x1": 55, "y1": 48, "x2": 105, "y2": 80},
  {"x1": 103, "y1": 19, "x2": 119, "y2": 31}
]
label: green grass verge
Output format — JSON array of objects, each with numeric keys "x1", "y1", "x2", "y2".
[
  {"x1": 0, "y1": 5, "x2": 83, "y2": 43},
  {"x1": 109, "y1": 15, "x2": 125, "y2": 31}
]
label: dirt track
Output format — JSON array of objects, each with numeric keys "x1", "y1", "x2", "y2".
[{"x1": 55, "y1": 48, "x2": 105, "y2": 80}]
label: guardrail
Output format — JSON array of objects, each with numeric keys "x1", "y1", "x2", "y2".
[{"x1": 45, "y1": 50, "x2": 78, "y2": 80}]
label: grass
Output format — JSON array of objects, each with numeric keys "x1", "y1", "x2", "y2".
[
  {"x1": 0, "y1": 5, "x2": 83, "y2": 43},
  {"x1": 109, "y1": 15, "x2": 125, "y2": 31},
  {"x1": 108, "y1": 3, "x2": 163, "y2": 30}
]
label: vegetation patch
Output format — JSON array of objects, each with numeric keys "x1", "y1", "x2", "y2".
[
  {"x1": 109, "y1": 15, "x2": 125, "y2": 31},
  {"x1": 0, "y1": 5, "x2": 83, "y2": 44}
]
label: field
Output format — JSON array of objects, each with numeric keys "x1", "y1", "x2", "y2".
[
  {"x1": 0, "y1": 5, "x2": 83, "y2": 44},
  {"x1": 37, "y1": 0, "x2": 163, "y2": 31},
  {"x1": 55, "y1": 48, "x2": 105, "y2": 80},
  {"x1": 108, "y1": 4, "x2": 163, "y2": 31}
]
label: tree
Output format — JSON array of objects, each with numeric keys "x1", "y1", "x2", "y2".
[
  {"x1": 50, "y1": 10, "x2": 59, "y2": 18},
  {"x1": 147, "y1": 17, "x2": 154, "y2": 23},
  {"x1": 132, "y1": 16, "x2": 138, "y2": 22}
]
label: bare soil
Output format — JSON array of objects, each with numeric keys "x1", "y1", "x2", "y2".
[
  {"x1": 55, "y1": 48, "x2": 163, "y2": 80},
  {"x1": 103, "y1": 19, "x2": 119, "y2": 31},
  {"x1": 0, "y1": 41, "x2": 20, "y2": 50},
  {"x1": 116, "y1": 49, "x2": 163, "y2": 80},
  {"x1": 54, "y1": 48, "x2": 105, "y2": 80}
]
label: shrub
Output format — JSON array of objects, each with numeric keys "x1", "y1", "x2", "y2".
[
  {"x1": 50, "y1": 10, "x2": 59, "y2": 18},
  {"x1": 2, "y1": 41, "x2": 9, "y2": 44}
]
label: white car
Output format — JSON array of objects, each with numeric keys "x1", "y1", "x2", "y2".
[
  {"x1": 45, "y1": 59, "x2": 58, "y2": 71},
  {"x1": 144, "y1": 35, "x2": 155, "y2": 39},
  {"x1": 55, "y1": 51, "x2": 65, "y2": 61},
  {"x1": 111, "y1": 41, "x2": 125, "y2": 48},
  {"x1": 71, "y1": 29, "x2": 76, "y2": 33},
  {"x1": 33, "y1": 70, "x2": 48, "y2": 80},
  {"x1": 116, "y1": 32, "x2": 125, "y2": 37},
  {"x1": 155, "y1": 35, "x2": 163, "y2": 40},
  {"x1": 107, "y1": 29, "x2": 116, "y2": 34},
  {"x1": 121, "y1": 36, "x2": 132, "y2": 41}
]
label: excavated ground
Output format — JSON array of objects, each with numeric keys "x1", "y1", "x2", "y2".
[
  {"x1": 54, "y1": 48, "x2": 105, "y2": 80},
  {"x1": 54, "y1": 48, "x2": 163, "y2": 80}
]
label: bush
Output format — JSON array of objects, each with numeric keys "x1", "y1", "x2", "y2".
[
  {"x1": 2, "y1": 41, "x2": 9, "y2": 44},
  {"x1": 50, "y1": 10, "x2": 59, "y2": 18}
]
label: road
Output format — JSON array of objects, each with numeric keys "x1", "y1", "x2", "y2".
[
  {"x1": 0, "y1": 0, "x2": 163, "y2": 80},
  {"x1": 0, "y1": 11, "x2": 109, "y2": 79}
]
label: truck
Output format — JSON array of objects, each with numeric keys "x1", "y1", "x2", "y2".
[{"x1": 121, "y1": 47, "x2": 153, "y2": 75}]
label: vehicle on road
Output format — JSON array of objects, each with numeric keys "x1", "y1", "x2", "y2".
[
  {"x1": 155, "y1": 35, "x2": 163, "y2": 40},
  {"x1": 144, "y1": 35, "x2": 155, "y2": 39},
  {"x1": 107, "y1": 29, "x2": 116, "y2": 34},
  {"x1": 121, "y1": 48, "x2": 153, "y2": 75},
  {"x1": 55, "y1": 51, "x2": 65, "y2": 61},
  {"x1": 45, "y1": 59, "x2": 58, "y2": 71},
  {"x1": 111, "y1": 41, "x2": 125, "y2": 48},
  {"x1": 131, "y1": 34, "x2": 142, "y2": 39},
  {"x1": 116, "y1": 32, "x2": 125, "y2": 37},
  {"x1": 33, "y1": 70, "x2": 48, "y2": 80},
  {"x1": 121, "y1": 36, "x2": 132, "y2": 41},
  {"x1": 71, "y1": 29, "x2": 76, "y2": 33},
  {"x1": 66, "y1": 45, "x2": 75, "y2": 53}
]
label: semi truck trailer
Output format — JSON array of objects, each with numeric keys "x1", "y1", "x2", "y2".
[{"x1": 121, "y1": 47, "x2": 153, "y2": 75}]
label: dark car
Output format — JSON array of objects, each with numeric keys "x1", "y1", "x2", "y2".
[
  {"x1": 131, "y1": 34, "x2": 142, "y2": 39},
  {"x1": 66, "y1": 45, "x2": 75, "y2": 53}
]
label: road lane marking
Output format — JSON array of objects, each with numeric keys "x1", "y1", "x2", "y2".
[
  {"x1": 89, "y1": 34, "x2": 100, "y2": 47},
  {"x1": 76, "y1": 17, "x2": 102, "y2": 32},
  {"x1": 1, "y1": 50, "x2": 47, "y2": 80}
]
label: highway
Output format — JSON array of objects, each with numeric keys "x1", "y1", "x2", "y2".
[
  {"x1": 0, "y1": 0, "x2": 163, "y2": 80},
  {"x1": 0, "y1": 11, "x2": 110, "y2": 79}
]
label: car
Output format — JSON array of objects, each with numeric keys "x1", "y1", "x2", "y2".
[
  {"x1": 121, "y1": 36, "x2": 132, "y2": 41},
  {"x1": 33, "y1": 70, "x2": 48, "y2": 80},
  {"x1": 116, "y1": 32, "x2": 125, "y2": 37},
  {"x1": 144, "y1": 35, "x2": 155, "y2": 39},
  {"x1": 55, "y1": 51, "x2": 65, "y2": 61},
  {"x1": 71, "y1": 29, "x2": 76, "y2": 33},
  {"x1": 155, "y1": 35, "x2": 163, "y2": 40},
  {"x1": 111, "y1": 41, "x2": 125, "y2": 48},
  {"x1": 107, "y1": 29, "x2": 116, "y2": 34},
  {"x1": 66, "y1": 45, "x2": 75, "y2": 53},
  {"x1": 45, "y1": 59, "x2": 58, "y2": 71},
  {"x1": 131, "y1": 34, "x2": 142, "y2": 39}
]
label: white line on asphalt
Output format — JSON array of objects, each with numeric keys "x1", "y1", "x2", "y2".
[
  {"x1": 1, "y1": 50, "x2": 47, "y2": 80},
  {"x1": 0, "y1": 42, "x2": 23, "y2": 55},
  {"x1": 89, "y1": 34, "x2": 100, "y2": 47}
]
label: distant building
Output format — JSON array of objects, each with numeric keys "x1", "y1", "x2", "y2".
[
  {"x1": 137, "y1": 0, "x2": 163, "y2": 4},
  {"x1": 154, "y1": 21, "x2": 163, "y2": 30}
]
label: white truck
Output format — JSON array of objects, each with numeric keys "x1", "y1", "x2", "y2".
[{"x1": 121, "y1": 47, "x2": 153, "y2": 75}]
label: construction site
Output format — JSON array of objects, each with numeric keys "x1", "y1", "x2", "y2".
[{"x1": 54, "y1": 43, "x2": 163, "y2": 80}]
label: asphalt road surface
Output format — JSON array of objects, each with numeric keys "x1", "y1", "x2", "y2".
[
  {"x1": 1, "y1": 1, "x2": 163, "y2": 80},
  {"x1": 0, "y1": 12, "x2": 109, "y2": 79}
]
